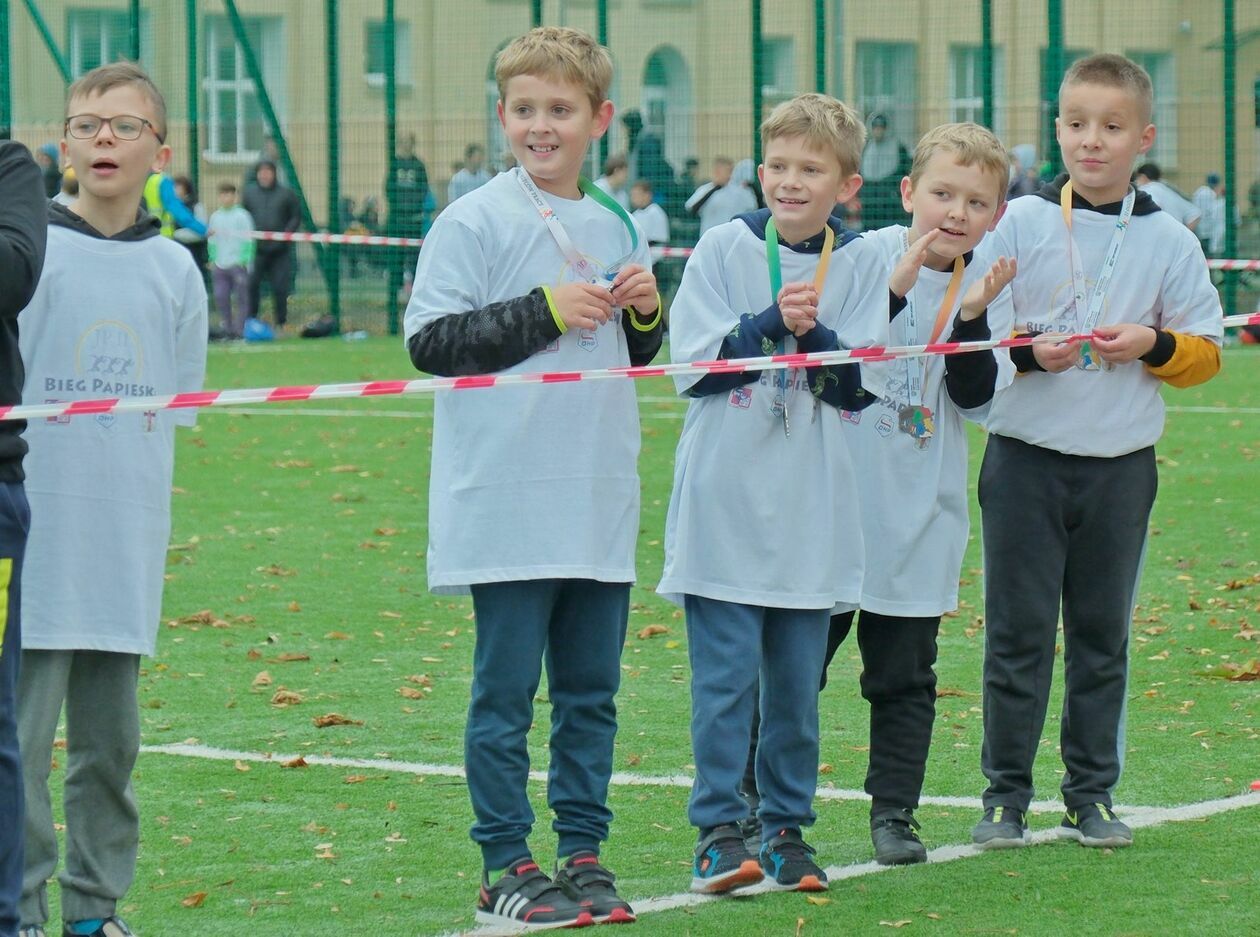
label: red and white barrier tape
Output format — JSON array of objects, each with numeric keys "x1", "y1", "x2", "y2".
[
  {"x1": 1207, "y1": 259, "x2": 1260, "y2": 272},
  {"x1": 2, "y1": 318, "x2": 1254, "y2": 424},
  {"x1": 254, "y1": 231, "x2": 1260, "y2": 271}
]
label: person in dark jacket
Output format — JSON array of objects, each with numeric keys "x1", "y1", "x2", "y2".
[
  {"x1": 0, "y1": 139, "x2": 48, "y2": 937},
  {"x1": 242, "y1": 159, "x2": 301, "y2": 330}
]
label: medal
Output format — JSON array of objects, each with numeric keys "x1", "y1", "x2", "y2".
[{"x1": 898, "y1": 404, "x2": 934, "y2": 449}]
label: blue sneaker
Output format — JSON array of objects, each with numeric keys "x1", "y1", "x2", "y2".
[
  {"x1": 759, "y1": 828, "x2": 828, "y2": 892},
  {"x1": 62, "y1": 919, "x2": 135, "y2": 937},
  {"x1": 690, "y1": 824, "x2": 764, "y2": 894}
]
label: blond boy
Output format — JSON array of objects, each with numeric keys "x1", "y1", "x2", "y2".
[
  {"x1": 973, "y1": 54, "x2": 1221, "y2": 849},
  {"x1": 17, "y1": 62, "x2": 207, "y2": 937},
  {"x1": 404, "y1": 26, "x2": 661, "y2": 928},
  {"x1": 659, "y1": 93, "x2": 887, "y2": 894},
  {"x1": 817, "y1": 123, "x2": 1016, "y2": 865}
]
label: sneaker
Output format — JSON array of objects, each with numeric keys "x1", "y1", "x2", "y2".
[
  {"x1": 759, "y1": 828, "x2": 828, "y2": 892},
  {"x1": 20, "y1": 926, "x2": 47, "y2": 937},
  {"x1": 738, "y1": 789, "x2": 762, "y2": 853},
  {"x1": 971, "y1": 806, "x2": 1031, "y2": 849},
  {"x1": 691, "y1": 824, "x2": 764, "y2": 894},
  {"x1": 475, "y1": 857, "x2": 595, "y2": 929},
  {"x1": 1058, "y1": 803, "x2": 1133, "y2": 848},
  {"x1": 61, "y1": 920, "x2": 135, "y2": 937},
  {"x1": 554, "y1": 852, "x2": 636, "y2": 924},
  {"x1": 871, "y1": 809, "x2": 928, "y2": 866}
]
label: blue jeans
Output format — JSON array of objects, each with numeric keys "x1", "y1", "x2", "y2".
[
  {"x1": 0, "y1": 481, "x2": 31, "y2": 937},
  {"x1": 684, "y1": 595, "x2": 829, "y2": 838},
  {"x1": 465, "y1": 579, "x2": 629, "y2": 869}
]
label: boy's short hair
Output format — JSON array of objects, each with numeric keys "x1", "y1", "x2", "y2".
[
  {"x1": 1135, "y1": 161, "x2": 1161, "y2": 181},
  {"x1": 760, "y1": 93, "x2": 866, "y2": 177},
  {"x1": 909, "y1": 122, "x2": 1010, "y2": 204},
  {"x1": 713, "y1": 156, "x2": 734, "y2": 169},
  {"x1": 464, "y1": 143, "x2": 484, "y2": 160},
  {"x1": 495, "y1": 26, "x2": 612, "y2": 113},
  {"x1": 218, "y1": 181, "x2": 237, "y2": 195},
  {"x1": 1059, "y1": 53, "x2": 1153, "y2": 124},
  {"x1": 602, "y1": 154, "x2": 628, "y2": 176},
  {"x1": 66, "y1": 61, "x2": 167, "y2": 141}
]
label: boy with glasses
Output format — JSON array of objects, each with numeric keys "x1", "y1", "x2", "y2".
[{"x1": 16, "y1": 62, "x2": 207, "y2": 937}]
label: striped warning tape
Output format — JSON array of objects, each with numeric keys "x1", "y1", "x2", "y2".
[{"x1": 1, "y1": 316, "x2": 1252, "y2": 424}]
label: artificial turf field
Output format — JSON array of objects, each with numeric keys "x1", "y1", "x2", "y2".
[{"x1": 38, "y1": 336, "x2": 1259, "y2": 935}]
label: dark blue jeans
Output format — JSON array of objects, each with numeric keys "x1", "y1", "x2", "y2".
[
  {"x1": 465, "y1": 579, "x2": 629, "y2": 870},
  {"x1": 0, "y1": 481, "x2": 31, "y2": 937}
]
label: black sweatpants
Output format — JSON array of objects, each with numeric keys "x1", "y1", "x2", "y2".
[
  {"x1": 249, "y1": 245, "x2": 294, "y2": 327},
  {"x1": 978, "y1": 434, "x2": 1156, "y2": 812},
  {"x1": 743, "y1": 608, "x2": 940, "y2": 817}
]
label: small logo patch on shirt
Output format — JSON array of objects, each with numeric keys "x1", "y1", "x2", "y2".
[{"x1": 729, "y1": 386, "x2": 753, "y2": 409}]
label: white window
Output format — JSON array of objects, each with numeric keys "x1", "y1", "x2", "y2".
[
  {"x1": 761, "y1": 36, "x2": 796, "y2": 104},
  {"x1": 67, "y1": 7, "x2": 153, "y2": 77},
  {"x1": 949, "y1": 45, "x2": 1006, "y2": 139},
  {"x1": 365, "y1": 19, "x2": 413, "y2": 88},
  {"x1": 855, "y1": 42, "x2": 916, "y2": 146},
  {"x1": 203, "y1": 16, "x2": 284, "y2": 161},
  {"x1": 1127, "y1": 51, "x2": 1177, "y2": 169}
]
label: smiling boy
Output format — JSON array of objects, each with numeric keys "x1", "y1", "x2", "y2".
[
  {"x1": 404, "y1": 26, "x2": 662, "y2": 929},
  {"x1": 659, "y1": 93, "x2": 888, "y2": 895},
  {"x1": 972, "y1": 53, "x2": 1222, "y2": 850},
  {"x1": 17, "y1": 62, "x2": 207, "y2": 937},
  {"x1": 814, "y1": 122, "x2": 1017, "y2": 865}
]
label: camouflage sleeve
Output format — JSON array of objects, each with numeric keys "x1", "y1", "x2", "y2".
[{"x1": 406, "y1": 287, "x2": 563, "y2": 376}]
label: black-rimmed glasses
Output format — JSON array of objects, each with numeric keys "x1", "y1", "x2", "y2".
[{"x1": 64, "y1": 114, "x2": 164, "y2": 144}]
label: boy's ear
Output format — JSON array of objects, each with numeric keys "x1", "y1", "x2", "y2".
[
  {"x1": 1138, "y1": 122, "x2": 1156, "y2": 155},
  {"x1": 496, "y1": 98, "x2": 506, "y2": 129},
  {"x1": 835, "y1": 172, "x2": 862, "y2": 205},
  {"x1": 590, "y1": 100, "x2": 615, "y2": 140},
  {"x1": 899, "y1": 175, "x2": 914, "y2": 213},
  {"x1": 150, "y1": 143, "x2": 172, "y2": 175},
  {"x1": 987, "y1": 200, "x2": 1008, "y2": 232},
  {"x1": 756, "y1": 163, "x2": 765, "y2": 190}
]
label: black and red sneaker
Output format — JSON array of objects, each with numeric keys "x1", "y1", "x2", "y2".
[
  {"x1": 476, "y1": 857, "x2": 595, "y2": 930},
  {"x1": 554, "y1": 851, "x2": 636, "y2": 924}
]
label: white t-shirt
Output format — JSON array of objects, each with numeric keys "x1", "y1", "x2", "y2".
[
  {"x1": 448, "y1": 167, "x2": 493, "y2": 203},
  {"x1": 985, "y1": 194, "x2": 1223, "y2": 457},
  {"x1": 633, "y1": 202, "x2": 670, "y2": 245},
  {"x1": 1139, "y1": 180, "x2": 1200, "y2": 228},
  {"x1": 686, "y1": 182, "x2": 759, "y2": 235},
  {"x1": 19, "y1": 224, "x2": 208, "y2": 655},
  {"x1": 847, "y1": 225, "x2": 1015, "y2": 616},
  {"x1": 657, "y1": 218, "x2": 889, "y2": 610},
  {"x1": 208, "y1": 204, "x2": 255, "y2": 268},
  {"x1": 405, "y1": 169, "x2": 652, "y2": 594}
]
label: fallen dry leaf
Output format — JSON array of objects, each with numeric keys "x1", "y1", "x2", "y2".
[
  {"x1": 233, "y1": 760, "x2": 250, "y2": 772},
  {"x1": 405, "y1": 674, "x2": 432, "y2": 687},
  {"x1": 398, "y1": 687, "x2": 424, "y2": 699},
  {"x1": 281, "y1": 756, "x2": 308, "y2": 768},
  {"x1": 251, "y1": 670, "x2": 273, "y2": 688},
  {"x1": 806, "y1": 895, "x2": 832, "y2": 906},
  {"x1": 273, "y1": 652, "x2": 311, "y2": 662},
  {"x1": 636, "y1": 624, "x2": 669, "y2": 640},
  {"x1": 181, "y1": 891, "x2": 208, "y2": 908},
  {"x1": 314, "y1": 713, "x2": 363, "y2": 728},
  {"x1": 879, "y1": 922, "x2": 912, "y2": 929},
  {"x1": 271, "y1": 689, "x2": 303, "y2": 707},
  {"x1": 287, "y1": 601, "x2": 302, "y2": 613}
]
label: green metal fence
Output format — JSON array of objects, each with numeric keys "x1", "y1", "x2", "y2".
[{"x1": 2, "y1": 0, "x2": 1258, "y2": 333}]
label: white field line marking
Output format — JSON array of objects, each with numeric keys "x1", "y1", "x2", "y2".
[
  {"x1": 442, "y1": 791, "x2": 1260, "y2": 937},
  {"x1": 142, "y1": 741, "x2": 1117, "y2": 814},
  {"x1": 139, "y1": 744, "x2": 1260, "y2": 937}
]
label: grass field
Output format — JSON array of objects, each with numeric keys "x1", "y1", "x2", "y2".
[{"x1": 37, "y1": 336, "x2": 1260, "y2": 936}]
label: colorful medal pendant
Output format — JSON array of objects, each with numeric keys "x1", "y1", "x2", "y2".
[
  {"x1": 898, "y1": 404, "x2": 934, "y2": 449},
  {"x1": 1075, "y1": 339, "x2": 1110, "y2": 371}
]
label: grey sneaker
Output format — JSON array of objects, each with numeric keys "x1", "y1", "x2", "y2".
[
  {"x1": 972, "y1": 805, "x2": 1031, "y2": 849},
  {"x1": 61, "y1": 919, "x2": 135, "y2": 937},
  {"x1": 20, "y1": 926, "x2": 47, "y2": 937},
  {"x1": 1059, "y1": 803, "x2": 1133, "y2": 848},
  {"x1": 871, "y1": 809, "x2": 928, "y2": 865}
]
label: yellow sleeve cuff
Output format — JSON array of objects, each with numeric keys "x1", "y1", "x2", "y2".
[
  {"x1": 1145, "y1": 331, "x2": 1221, "y2": 388},
  {"x1": 629, "y1": 293, "x2": 663, "y2": 332},
  {"x1": 541, "y1": 285, "x2": 567, "y2": 334}
]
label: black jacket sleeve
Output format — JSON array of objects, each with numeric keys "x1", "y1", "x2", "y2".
[
  {"x1": 688, "y1": 303, "x2": 790, "y2": 396},
  {"x1": 407, "y1": 287, "x2": 563, "y2": 376},
  {"x1": 1010, "y1": 335, "x2": 1045, "y2": 373},
  {"x1": 620, "y1": 304, "x2": 665, "y2": 367},
  {"x1": 0, "y1": 143, "x2": 48, "y2": 319},
  {"x1": 942, "y1": 309, "x2": 999, "y2": 410}
]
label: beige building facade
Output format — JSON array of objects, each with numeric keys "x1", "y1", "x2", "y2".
[{"x1": 8, "y1": 0, "x2": 1259, "y2": 226}]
